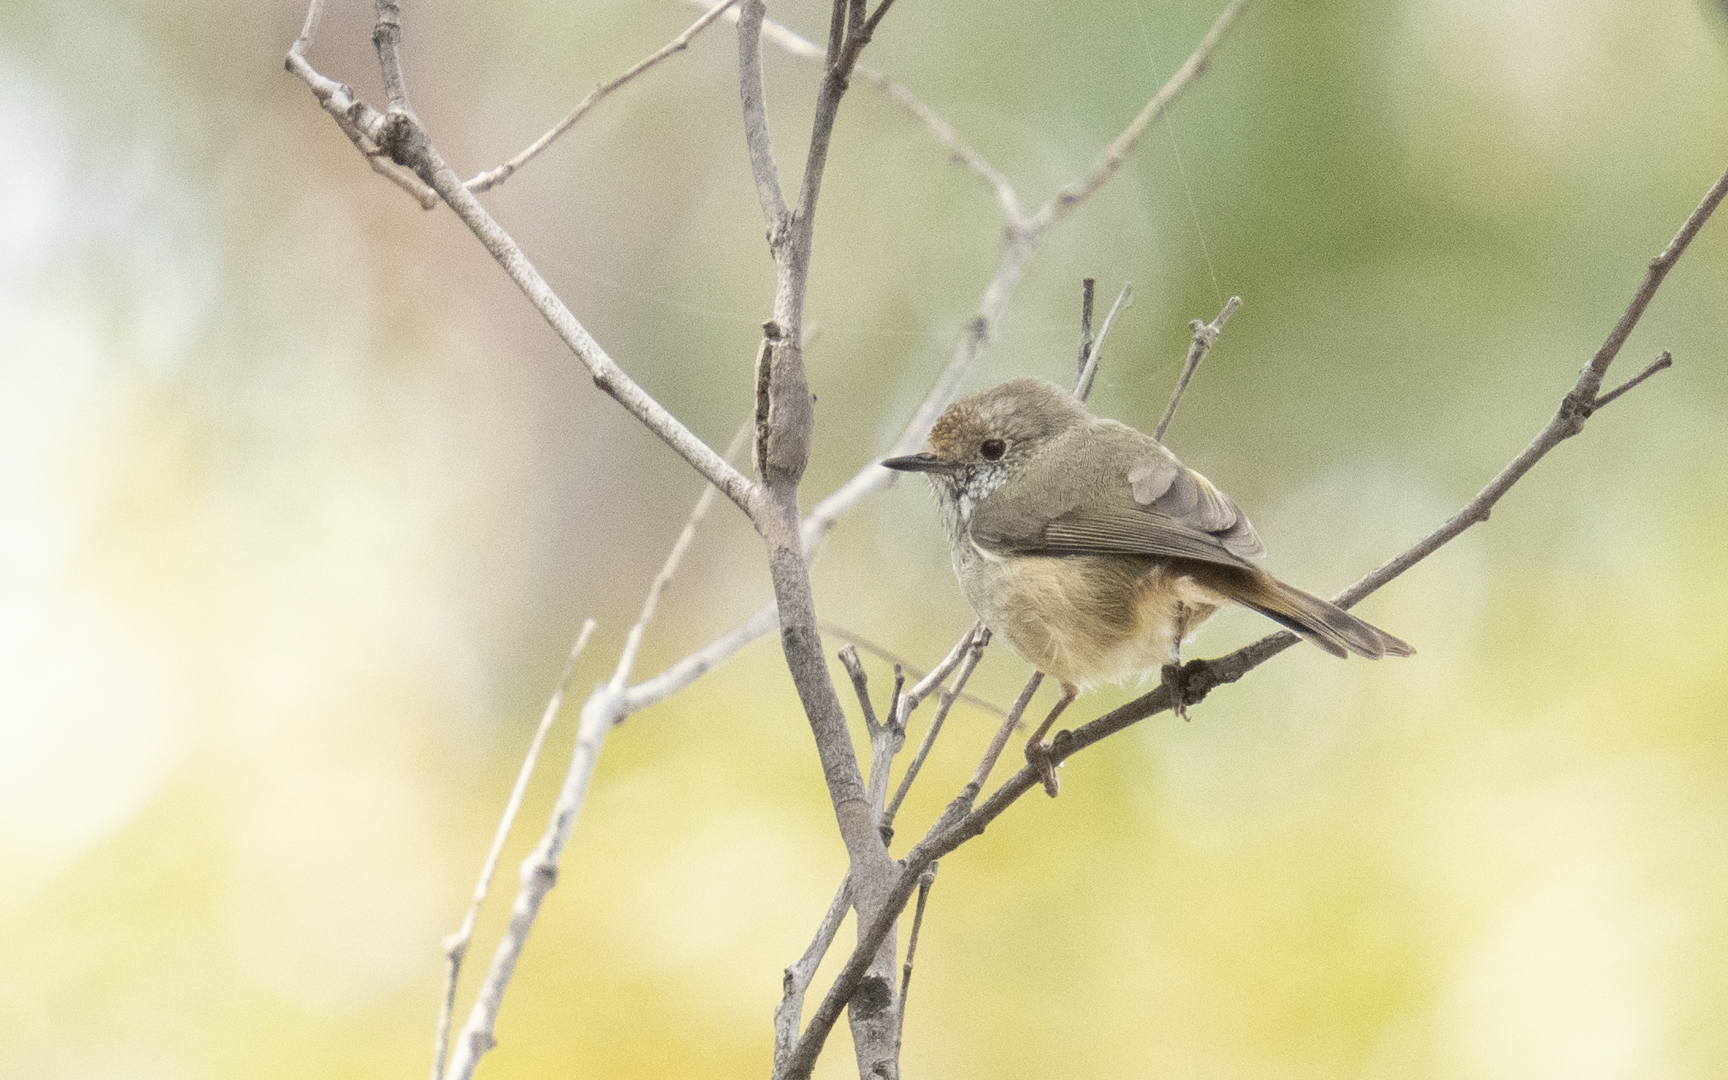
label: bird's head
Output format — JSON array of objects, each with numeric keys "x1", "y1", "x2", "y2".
[{"x1": 882, "y1": 379, "x2": 1085, "y2": 510}]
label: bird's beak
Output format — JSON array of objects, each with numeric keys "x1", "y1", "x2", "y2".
[{"x1": 881, "y1": 452, "x2": 956, "y2": 474}]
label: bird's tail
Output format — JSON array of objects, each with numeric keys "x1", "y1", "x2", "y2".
[{"x1": 1199, "y1": 565, "x2": 1414, "y2": 659}]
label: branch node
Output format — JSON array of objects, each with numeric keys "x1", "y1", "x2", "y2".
[
  {"x1": 524, "y1": 857, "x2": 557, "y2": 888},
  {"x1": 852, "y1": 974, "x2": 894, "y2": 1018},
  {"x1": 1155, "y1": 294, "x2": 1238, "y2": 442},
  {"x1": 377, "y1": 108, "x2": 428, "y2": 175}
]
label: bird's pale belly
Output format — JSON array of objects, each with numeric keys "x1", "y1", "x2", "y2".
[{"x1": 955, "y1": 546, "x2": 1223, "y2": 688}]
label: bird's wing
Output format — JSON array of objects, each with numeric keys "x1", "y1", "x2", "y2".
[
  {"x1": 972, "y1": 427, "x2": 1264, "y2": 567},
  {"x1": 1038, "y1": 506, "x2": 1259, "y2": 566}
]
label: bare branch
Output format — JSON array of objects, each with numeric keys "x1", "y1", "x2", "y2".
[
  {"x1": 609, "y1": 423, "x2": 752, "y2": 693},
  {"x1": 1593, "y1": 351, "x2": 1673, "y2": 410},
  {"x1": 624, "y1": 603, "x2": 779, "y2": 711},
  {"x1": 882, "y1": 628, "x2": 989, "y2": 837},
  {"x1": 439, "y1": 426, "x2": 748, "y2": 1077},
  {"x1": 372, "y1": 0, "x2": 412, "y2": 113},
  {"x1": 431, "y1": 619, "x2": 596, "y2": 1080},
  {"x1": 735, "y1": 4, "x2": 917, "y2": 1071},
  {"x1": 290, "y1": 2, "x2": 1257, "y2": 1075},
  {"x1": 688, "y1": 0, "x2": 1026, "y2": 224},
  {"x1": 963, "y1": 673, "x2": 1042, "y2": 799},
  {"x1": 737, "y1": 0, "x2": 790, "y2": 229},
  {"x1": 819, "y1": 622, "x2": 1005, "y2": 717},
  {"x1": 443, "y1": 684, "x2": 623, "y2": 1080},
  {"x1": 1577, "y1": 167, "x2": 1728, "y2": 401},
  {"x1": 1006, "y1": 170, "x2": 1728, "y2": 843},
  {"x1": 466, "y1": 1, "x2": 740, "y2": 192},
  {"x1": 774, "y1": 879, "x2": 852, "y2": 1069},
  {"x1": 1027, "y1": 0, "x2": 1252, "y2": 234},
  {"x1": 775, "y1": 669, "x2": 1032, "y2": 1080},
  {"x1": 296, "y1": 14, "x2": 758, "y2": 510},
  {"x1": 291, "y1": 0, "x2": 323, "y2": 54},
  {"x1": 860, "y1": 70, "x2": 1025, "y2": 224},
  {"x1": 284, "y1": 2, "x2": 437, "y2": 208},
  {"x1": 839, "y1": 645, "x2": 884, "y2": 735},
  {"x1": 409, "y1": 138, "x2": 760, "y2": 516},
  {"x1": 892, "y1": 623, "x2": 980, "y2": 724},
  {"x1": 895, "y1": 862, "x2": 938, "y2": 1047},
  {"x1": 1075, "y1": 278, "x2": 1097, "y2": 386},
  {"x1": 1154, "y1": 294, "x2": 1240, "y2": 442},
  {"x1": 840, "y1": 645, "x2": 900, "y2": 824},
  {"x1": 1074, "y1": 282, "x2": 1132, "y2": 403}
]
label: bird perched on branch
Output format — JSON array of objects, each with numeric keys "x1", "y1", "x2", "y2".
[{"x1": 883, "y1": 378, "x2": 1412, "y2": 796}]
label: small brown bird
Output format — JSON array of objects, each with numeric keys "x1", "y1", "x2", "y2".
[{"x1": 883, "y1": 378, "x2": 1411, "y2": 796}]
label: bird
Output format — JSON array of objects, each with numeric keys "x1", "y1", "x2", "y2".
[{"x1": 882, "y1": 378, "x2": 1411, "y2": 796}]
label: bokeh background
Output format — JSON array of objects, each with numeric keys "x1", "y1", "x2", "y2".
[{"x1": 4, "y1": 0, "x2": 1727, "y2": 1077}]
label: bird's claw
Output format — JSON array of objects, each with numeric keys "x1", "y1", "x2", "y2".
[
  {"x1": 1024, "y1": 739, "x2": 1061, "y2": 797},
  {"x1": 1162, "y1": 662, "x2": 1191, "y2": 721}
]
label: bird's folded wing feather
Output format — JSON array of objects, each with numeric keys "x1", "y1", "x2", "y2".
[
  {"x1": 1036, "y1": 506, "x2": 1259, "y2": 566},
  {"x1": 972, "y1": 438, "x2": 1265, "y2": 566}
]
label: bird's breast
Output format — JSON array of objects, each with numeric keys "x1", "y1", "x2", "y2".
[{"x1": 953, "y1": 548, "x2": 1223, "y2": 687}]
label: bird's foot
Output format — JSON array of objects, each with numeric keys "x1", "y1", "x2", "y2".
[
  {"x1": 1023, "y1": 738, "x2": 1060, "y2": 798},
  {"x1": 1162, "y1": 663, "x2": 1191, "y2": 721}
]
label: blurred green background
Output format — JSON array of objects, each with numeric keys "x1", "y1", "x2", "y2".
[{"x1": 3, "y1": 0, "x2": 1726, "y2": 1077}]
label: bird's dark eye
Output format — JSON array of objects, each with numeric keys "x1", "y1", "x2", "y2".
[{"x1": 980, "y1": 438, "x2": 1007, "y2": 461}]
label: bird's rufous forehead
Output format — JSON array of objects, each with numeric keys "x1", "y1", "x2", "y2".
[
  {"x1": 926, "y1": 379, "x2": 1081, "y2": 456},
  {"x1": 926, "y1": 401, "x2": 988, "y2": 456}
]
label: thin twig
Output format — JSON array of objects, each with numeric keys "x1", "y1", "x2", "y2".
[
  {"x1": 442, "y1": 419, "x2": 748, "y2": 1076},
  {"x1": 298, "y1": 17, "x2": 760, "y2": 518},
  {"x1": 609, "y1": 422, "x2": 753, "y2": 694},
  {"x1": 863, "y1": 71, "x2": 1025, "y2": 224},
  {"x1": 895, "y1": 862, "x2": 938, "y2": 1048},
  {"x1": 1154, "y1": 294, "x2": 1240, "y2": 442},
  {"x1": 291, "y1": 0, "x2": 323, "y2": 54},
  {"x1": 444, "y1": 686, "x2": 620, "y2": 1080},
  {"x1": 686, "y1": 0, "x2": 1026, "y2": 224},
  {"x1": 1075, "y1": 278, "x2": 1097, "y2": 386},
  {"x1": 839, "y1": 645, "x2": 883, "y2": 734},
  {"x1": 1028, "y1": 0, "x2": 1253, "y2": 234},
  {"x1": 841, "y1": 645, "x2": 901, "y2": 821},
  {"x1": 882, "y1": 629, "x2": 990, "y2": 836},
  {"x1": 466, "y1": 1, "x2": 740, "y2": 192},
  {"x1": 430, "y1": 618, "x2": 596, "y2": 1080},
  {"x1": 284, "y1": 1, "x2": 437, "y2": 208},
  {"x1": 818, "y1": 623, "x2": 1005, "y2": 717},
  {"x1": 737, "y1": 0, "x2": 789, "y2": 229},
  {"x1": 963, "y1": 673, "x2": 1043, "y2": 799},
  {"x1": 1578, "y1": 169, "x2": 1728, "y2": 400},
  {"x1": 1074, "y1": 282, "x2": 1132, "y2": 403},
  {"x1": 417, "y1": 139, "x2": 760, "y2": 516},
  {"x1": 624, "y1": 603, "x2": 779, "y2": 711},
  {"x1": 373, "y1": 0, "x2": 412, "y2": 114},
  {"x1": 893, "y1": 623, "x2": 982, "y2": 726},
  {"x1": 773, "y1": 878, "x2": 853, "y2": 1069},
  {"x1": 885, "y1": 666, "x2": 905, "y2": 744},
  {"x1": 1593, "y1": 351, "x2": 1672, "y2": 410}
]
